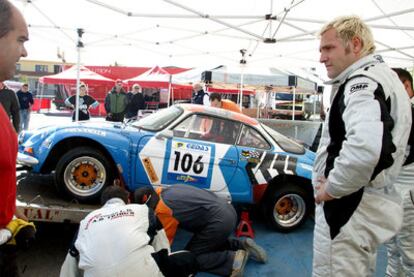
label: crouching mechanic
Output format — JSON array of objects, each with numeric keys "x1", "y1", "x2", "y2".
[
  {"x1": 60, "y1": 186, "x2": 198, "y2": 277},
  {"x1": 384, "y1": 68, "x2": 414, "y2": 277},
  {"x1": 134, "y1": 185, "x2": 267, "y2": 277}
]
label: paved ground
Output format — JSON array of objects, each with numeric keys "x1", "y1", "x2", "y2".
[{"x1": 14, "y1": 113, "x2": 388, "y2": 276}]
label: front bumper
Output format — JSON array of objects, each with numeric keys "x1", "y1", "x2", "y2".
[{"x1": 17, "y1": 152, "x2": 39, "y2": 166}]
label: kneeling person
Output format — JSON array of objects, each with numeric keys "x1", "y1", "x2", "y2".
[{"x1": 134, "y1": 185, "x2": 267, "y2": 277}]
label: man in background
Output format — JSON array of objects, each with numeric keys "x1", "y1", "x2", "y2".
[
  {"x1": 0, "y1": 82, "x2": 20, "y2": 133},
  {"x1": 104, "y1": 79, "x2": 128, "y2": 122},
  {"x1": 385, "y1": 68, "x2": 414, "y2": 277},
  {"x1": 16, "y1": 83, "x2": 33, "y2": 130},
  {"x1": 209, "y1": 92, "x2": 241, "y2": 113},
  {"x1": 191, "y1": 83, "x2": 209, "y2": 105},
  {"x1": 126, "y1": 83, "x2": 145, "y2": 120}
]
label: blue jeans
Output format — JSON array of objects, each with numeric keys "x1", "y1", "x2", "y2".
[{"x1": 19, "y1": 109, "x2": 31, "y2": 131}]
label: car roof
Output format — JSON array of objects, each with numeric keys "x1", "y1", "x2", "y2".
[{"x1": 177, "y1": 103, "x2": 259, "y2": 126}]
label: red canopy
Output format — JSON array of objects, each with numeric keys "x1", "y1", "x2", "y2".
[
  {"x1": 126, "y1": 66, "x2": 190, "y2": 89},
  {"x1": 39, "y1": 65, "x2": 115, "y2": 85}
]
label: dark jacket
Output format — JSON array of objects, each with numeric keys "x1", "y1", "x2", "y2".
[
  {"x1": 104, "y1": 88, "x2": 128, "y2": 114},
  {"x1": 0, "y1": 88, "x2": 20, "y2": 132},
  {"x1": 126, "y1": 92, "x2": 145, "y2": 118},
  {"x1": 16, "y1": 90, "x2": 34, "y2": 110},
  {"x1": 191, "y1": 89, "x2": 208, "y2": 105}
]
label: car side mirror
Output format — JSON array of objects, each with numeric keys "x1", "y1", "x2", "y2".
[{"x1": 155, "y1": 129, "x2": 174, "y2": 140}]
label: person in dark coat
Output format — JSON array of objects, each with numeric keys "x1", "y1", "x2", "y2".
[
  {"x1": 126, "y1": 84, "x2": 145, "y2": 120},
  {"x1": 0, "y1": 83, "x2": 20, "y2": 133},
  {"x1": 16, "y1": 83, "x2": 33, "y2": 130}
]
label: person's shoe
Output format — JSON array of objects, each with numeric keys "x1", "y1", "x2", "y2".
[
  {"x1": 241, "y1": 238, "x2": 268, "y2": 264},
  {"x1": 230, "y1": 249, "x2": 249, "y2": 277}
]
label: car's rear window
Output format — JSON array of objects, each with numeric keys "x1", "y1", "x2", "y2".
[{"x1": 261, "y1": 123, "x2": 305, "y2": 154}]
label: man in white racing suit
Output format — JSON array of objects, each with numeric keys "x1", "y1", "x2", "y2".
[
  {"x1": 312, "y1": 16, "x2": 411, "y2": 277},
  {"x1": 60, "y1": 186, "x2": 197, "y2": 277},
  {"x1": 385, "y1": 68, "x2": 414, "y2": 277}
]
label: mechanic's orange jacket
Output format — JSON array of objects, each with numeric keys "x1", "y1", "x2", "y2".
[
  {"x1": 155, "y1": 187, "x2": 179, "y2": 244},
  {"x1": 221, "y1": 99, "x2": 241, "y2": 113}
]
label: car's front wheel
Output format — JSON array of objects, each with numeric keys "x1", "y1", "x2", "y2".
[
  {"x1": 264, "y1": 183, "x2": 312, "y2": 232},
  {"x1": 54, "y1": 147, "x2": 115, "y2": 203}
]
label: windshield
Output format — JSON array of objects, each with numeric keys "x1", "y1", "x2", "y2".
[
  {"x1": 132, "y1": 106, "x2": 183, "y2": 131},
  {"x1": 261, "y1": 123, "x2": 305, "y2": 154}
]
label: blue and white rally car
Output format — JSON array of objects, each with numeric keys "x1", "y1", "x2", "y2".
[{"x1": 18, "y1": 104, "x2": 315, "y2": 231}]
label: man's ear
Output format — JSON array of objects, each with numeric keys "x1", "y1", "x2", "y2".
[
  {"x1": 403, "y1": 80, "x2": 414, "y2": 98},
  {"x1": 351, "y1": 36, "x2": 362, "y2": 54}
]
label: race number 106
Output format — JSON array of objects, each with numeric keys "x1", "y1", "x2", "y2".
[{"x1": 173, "y1": 151, "x2": 204, "y2": 174}]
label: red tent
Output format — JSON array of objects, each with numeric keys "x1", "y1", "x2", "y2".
[
  {"x1": 125, "y1": 66, "x2": 190, "y2": 89},
  {"x1": 39, "y1": 65, "x2": 115, "y2": 85},
  {"x1": 126, "y1": 66, "x2": 192, "y2": 102}
]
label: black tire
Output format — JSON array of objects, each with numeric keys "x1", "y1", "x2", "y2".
[
  {"x1": 263, "y1": 183, "x2": 312, "y2": 232},
  {"x1": 54, "y1": 147, "x2": 115, "y2": 203}
]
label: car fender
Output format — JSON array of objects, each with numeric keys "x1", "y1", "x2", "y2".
[{"x1": 31, "y1": 127, "x2": 132, "y2": 184}]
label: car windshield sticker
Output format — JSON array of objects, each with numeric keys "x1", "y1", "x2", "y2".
[{"x1": 167, "y1": 140, "x2": 212, "y2": 186}]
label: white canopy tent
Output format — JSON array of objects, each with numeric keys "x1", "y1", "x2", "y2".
[{"x1": 12, "y1": 0, "x2": 414, "y2": 81}]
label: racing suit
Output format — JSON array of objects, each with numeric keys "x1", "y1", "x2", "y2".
[
  {"x1": 74, "y1": 198, "x2": 164, "y2": 277},
  {"x1": 312, "y1": 54, "x2": 411, "y2": 277},
  {"x1": 385, "y1": 102, "x2": 414, "y2": 277}
]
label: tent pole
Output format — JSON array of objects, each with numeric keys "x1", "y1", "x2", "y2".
[
  {"x1": 167, "y1": 75, "x2": 172, "y2": 107},
  {"x1": 292, "y1": 86, "x2": 296, "y2": 121},
  {"x1": 75, "y1": 47, "x2": 80, "y2": 122},
  {"x1": 239, "y1": 64, "x2": 245, "y2": 111},
  {"x1": 75, "y1": 28, "x2": 84, "y2": 122}
]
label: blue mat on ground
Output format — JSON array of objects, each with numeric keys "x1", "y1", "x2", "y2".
[{"x1": 172, "y1": 219, "x2": 387, "y2": 276}]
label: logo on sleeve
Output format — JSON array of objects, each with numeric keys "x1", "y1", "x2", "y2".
[{"x1": 350, "y1": 82, "x2": 369, "y2": 94}]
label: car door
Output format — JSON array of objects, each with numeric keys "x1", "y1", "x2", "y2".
[
  {"x1": 231, "y1": 124, "x2": 273, "y2": 203},
  {"x1": 162, "y1": 114, "x2": 241, "y2": 196}
]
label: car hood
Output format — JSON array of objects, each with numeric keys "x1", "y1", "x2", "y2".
[{"x1": 19, "y1": 121, "x2": 143, "y2": 145}]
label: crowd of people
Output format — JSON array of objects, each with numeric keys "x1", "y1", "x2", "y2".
[{"x1": 0, "y1": 0, "x2": 413, "y2": 276}]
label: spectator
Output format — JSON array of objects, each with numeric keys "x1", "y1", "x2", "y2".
[
  {"x1": 104, "y1": 79, "x2": 128, "y2": 122},
  {"x1": 125, "y1": 83, "x2": 145, "y2": 120},
  {"x1": 60, "y1": 186, "x2": 198, "y2": 277},
  {"x1": 134, "y1": 185, "x2": 267, "y2": 277},
  {"x1": 16, "y1": 83, "x2": 33, "y2": 130},
  {"x1": 312, "y1": 16, "x2": 411, "y2": 276},
  {"x1": 0, "y1": 83, "x2": 20, "y2": 133},
  {"x1": 0, "y1": 1, "x2": 31, "y2": 276},
  {"x1": 384, "y1": 68, "x2": 414, "y2": 277},
  {"x1": 65, "y1": 83, "x2": 99, "y2": 121},
  {"x1": 191, "y1": 83, "x2": 209, "y2": 105},
  {"x1": 209, "y1": 92, "x2": 241, "y2": 113}
]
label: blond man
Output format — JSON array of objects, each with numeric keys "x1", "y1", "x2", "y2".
[{"x1": 312, "y1": 16, "x2": 411, "y2": 276}]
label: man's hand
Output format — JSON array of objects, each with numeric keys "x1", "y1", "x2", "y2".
[
  {"x1": 0, "y1": 228, "x2": 12, "y2": 245},
  {"x1": 15, "y1": 209, "x2": 28, "y2": 221},
  {"x1": 315, "y1": 176, "x2": 335, "y2": 204}
]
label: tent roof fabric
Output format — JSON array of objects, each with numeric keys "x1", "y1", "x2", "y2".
[
  {"x1": 40, "y1": 65, "x2": 115, "y2": 85},
  {"x1": 126, "y1": 65, "x2": 191, "y2": 88}
]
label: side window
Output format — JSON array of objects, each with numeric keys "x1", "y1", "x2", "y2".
[
  {"x1": 173, "y1": 115, "x2": 194, "y2": 138},
  {"x1": 173, "y1": 114, "x2": 241, "y2": 145},
  {"x1": 237, "y1": 125, "x2": 271, "y2": 150}
]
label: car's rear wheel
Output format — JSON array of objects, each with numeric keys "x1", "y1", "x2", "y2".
[
  {"x1": 264, "y1": 183, "x2": 311, "y2": 232},
  {"x1": 54, "y1": 147, "x2": 115, "y2": 203}
]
